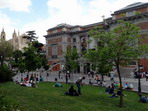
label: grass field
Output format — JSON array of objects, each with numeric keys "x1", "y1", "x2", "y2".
[{"x1": 0, "y1": 82, "x2": 148, "y2": 111}]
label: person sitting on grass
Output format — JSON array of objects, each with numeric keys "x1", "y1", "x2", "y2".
[
  {"x1": 105, "y1": 86, "x2": 111, "y2": 94},
  {"x1": 65, "y1": 85, "x2": 79, "y2": 96},
  {"x1": 69, "y1": 85, "x2": 79, "y2": 96},
  {"x1": 53, "y1": 82, "x2": 63, "y2": 87},
  {"x1": 20, "y1": 81, "x2": 32, "y2": 87},
  {"x1": 109, "y1": 86, "x2": 114, "y2": 94},
  {"x1": 139, "y1": 94, "x2": 148, "y2": 103},
  {"x1": 109, "y1": 89, "x2": 122, "y2": 98}
]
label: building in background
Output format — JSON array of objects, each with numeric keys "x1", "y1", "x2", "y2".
[
  {"x1": 45, "y1": 2, "x2": 148, "y2": 77},
  {"x1": 0, "y1": 29, "x2": 30, "y2": 51},
  {"x1": 0, "y1": 28, "x2": 6, "y2": 40}
]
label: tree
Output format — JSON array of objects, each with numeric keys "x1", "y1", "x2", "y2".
[
  {"x1": 64, "y1": 48, "x2": 79, "y2": 73},
  {"x1": 32, "y1": 41, "x2": 44, "y2": 53},
  {"x1": 23, "y1": 43, "x2": 42, "y2": 72},
  {"x1": 0, "y1": 39, "x2": 13, "y2": 66},
  {"x1": 0, "y1": 64, "x2": 14, "y2": 82},
  {"x1": 18, "y1": 59, "x2": 26, "y2": 73},
  {"x1": 32, "y1": 41, "x2": 49, "y2": 70},
  {"x1": 22, "y1": 41, "x2": 48, "y2": 72},
  {"x1": 23, "y1": 31, "x2": 38, "y2": 42},
  {"x1": 89, "y1": 20, "x2": 148, "y2": 107},
  {"x1": 85, "y1": 48, "x2": 112, "y2": 81},
  {"x1": 13, "y1": 50, "x2": 23, "y2": 63}
]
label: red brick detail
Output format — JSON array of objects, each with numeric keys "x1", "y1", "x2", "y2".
[
  {"x1": 115, "y1": 13, "x2": 126, "y2": 19},
  {"x1": 48, "y1": 38, "x2": 62, "y2": 44},
  {"x1": 58, "y1": 45, "x2": 62, "y2": 56},
  {"x1": 57, "y1": 28, "x2": 62, "y2": 32},
  {"x1": 139, "y1": 59, "x2": 148, "y2": 72},
  {"x1": 125, "y1": 66, "x2": 136, "y2": 68},
  {"x1": 48, "y1": 61, "x2": 53, "y2": 65},
  {"x1": 48, "y1": 61, "x2": 61, "y2": 71},
  {"x1": 52, "y1": 64, "x2": 60, "y2": 71},
  {"x1": 48, "y1": 47, "x2": 52, "y2": 56},
  {"x1": 140, "y1": 34, "x2": 148, "y2": 44},
  {"x1": 136, "y1": 7, "x2": 148, "y2": 14},
  {"x1": 137, "y1": 22, "x2": 148, "y2": 30},
  {"x1": 67, "y1": 37, "x2": 71, "y2": 42}
]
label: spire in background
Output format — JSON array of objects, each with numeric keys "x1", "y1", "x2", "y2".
[{"x1": 0, "y1": 28, "x2": 6, "y2": 40}]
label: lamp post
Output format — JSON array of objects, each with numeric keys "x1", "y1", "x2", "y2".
[{"x1": 137, "y1": 59, "x2": 141, "y2": 95}]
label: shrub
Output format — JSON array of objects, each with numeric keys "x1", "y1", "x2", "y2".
[{"x1": 0, "y1": 64, "x2": 14, "y2": 82}]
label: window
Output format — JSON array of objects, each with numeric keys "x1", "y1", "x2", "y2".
[
  {"x1": 112, "y1": 15, "x2": 116, "y2": 20},
  {"x1": 52, "y1": 44, "x2": 57, "y2": 58},
  {"x1": 53, "y1": 30, "x2": 57, "y2": 33},
  {"x1": 128, "y1": 61, "x2": 136, "y2": 65},
  {"x1": 73, "y1": 46, "x2": 76, "y2": 49},
  {"x1": 126, "y1": 11, "x2": 135, "y2": 17},
  {"x1": 73, "y1": 38, "x2": 76, "y2": 42}
]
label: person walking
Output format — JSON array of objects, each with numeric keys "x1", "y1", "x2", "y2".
[
  {"x1": 58, "y1": 70, "x2": 61, "y2": 79},
  {"x1": 65, "y1": 74, "x2": 68, "y2": 84},
  {"x1": 145, "y1": 72, "x2": 148, "y2": 81},
  {"x1": 110, "y1": 73, "x2": 114, "y2": 81},
  {"x1": 76, "y1": 77, "x2": 85, "y2": 95}
]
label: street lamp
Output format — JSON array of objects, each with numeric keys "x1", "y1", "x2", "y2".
[{"x1": 137, "y1": 59, "x2": 143, "y2": 95}]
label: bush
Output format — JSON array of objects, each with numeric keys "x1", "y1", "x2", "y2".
[{"x1": 0, "y1": 64, "x2": 14, "y2": 82}]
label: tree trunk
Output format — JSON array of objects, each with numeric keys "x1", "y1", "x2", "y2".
[
  {"x1": 0, "y1": 55, "x2": 4, "y2": 66},
  {"x1": 101, "y1": 74, "x2": 104, "y2": 81},
  {"x1": 117, "y1": 64, "x2": 123, "y2": 108},
  {"x1": 0, "y1": 59, "x2": 4, "y2": 66}
]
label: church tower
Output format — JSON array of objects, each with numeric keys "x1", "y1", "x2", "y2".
[
  {"x1": 12, "y1": 30, "x2": 19, "y2": 50},
  {"x1": 0, "y1": 28, "x2": 6, "y2": 40},
  {"x1": 12, "y1": 30, "x2": 17, "y2": 38}
]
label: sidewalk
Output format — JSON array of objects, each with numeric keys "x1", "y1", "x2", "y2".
[{"x1": 13, "y1": 72, "x2": 148, "y2": 93}]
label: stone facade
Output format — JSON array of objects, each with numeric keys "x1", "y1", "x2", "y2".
[
  {"x1": 0, "y1": 29, "x2": 30, "y2": 51},
  {"x1": 0, "y1": 28, "x2": 6, "y2": 40},
  {"x1": 44, "y1": 2, "x2": 148, "y2": 74}
]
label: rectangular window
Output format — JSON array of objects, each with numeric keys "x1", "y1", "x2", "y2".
[
  {"x1": 73, "y1": 38, "x2": 76, "y2": 42},
  {"x1": 126, "y1": 11, "x2": 135, "y2": 17},
  {"x1": 73, "y1": 46, "x2": 76, "y2": 49},
  {"x1": 52, "y1": 44, "x2": 57, "y2": 58},
  {"x1": 128, "y1": 61, "x2": 136, "y2": 65}
]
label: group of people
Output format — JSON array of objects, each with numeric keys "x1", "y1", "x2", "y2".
[
  {"x1": 15, "y1": 74, "x2": 44, "y2": 88},
  {"x1": 135, "y1": 71, "x2": 148, "y2": 81},
  {"x1": 139, "y1": 94, "x2": 148, "y2": 103},
  {"x1": 105, "y1": 85, "x2": 123, "y2": 98},
  {"x1": 65, "y1": 76, "x2": 85, "y2": 96},
  {"x1": 124, "y1": 82, "x2": 134, "y2": 90}
]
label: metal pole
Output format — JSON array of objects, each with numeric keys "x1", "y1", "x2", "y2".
[{"x1": 138, "y1": 59, "x2": 141, "y2": 95}]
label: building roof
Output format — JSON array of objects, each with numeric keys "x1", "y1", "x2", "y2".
[
  {"x1": 114, "y1": 2, "x2": 148, "y2": 14},
  {"x1": 47, "y1": 23, "x2": 73, "y2": 31}
]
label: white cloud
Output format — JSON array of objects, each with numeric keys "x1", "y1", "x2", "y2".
[
  {"x1": 46, "y1": 0, "x2": 148, "y2": 24},
  {"x1": 0, "y1": 12, "x2": 16, "y2": 40},
  {"x1": 20, "y1": 18, "x2": 50, "y2": 44},
  {"x1": 2, "y1": 0, "x2": 148, "y2": 44},
  {"x1": 20, "y1": 0, "x2": 148, "y2": 44},
  {"x1": 0, "y1": 0, "x2": 32, "y2": 12}
]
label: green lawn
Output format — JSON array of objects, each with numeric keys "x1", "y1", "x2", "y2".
[{"x1": 0, "y1": 82, "x2": 148, "y2": 111}]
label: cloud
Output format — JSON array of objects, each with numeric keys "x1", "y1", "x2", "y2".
[
  {"x1": 47, "y1": 0, "x2": 148, "y2": 24},
  {"x1": 20, "y1": 0, "x2": 148, "y2": 44},
  {"x1": 3, "y1": 0, "x2": 148, "y2": 44},
  {"x1": 20, "y1": 18, "x2": 50, "y2": 44},
  {"x1": 0, "y1": 0, "x2": 32, "y2": 12},
  {"x1": 0, "y1": 12, "x2": 16, "y2": 40}
]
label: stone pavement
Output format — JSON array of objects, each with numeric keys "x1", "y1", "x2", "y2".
[{"x1": 13, "y1": 71, "x2": 148, "y2": 93}]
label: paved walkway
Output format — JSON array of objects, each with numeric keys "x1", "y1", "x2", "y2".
[{"x1": 13, "y1": 72, "x2": 148, "y2": 93}]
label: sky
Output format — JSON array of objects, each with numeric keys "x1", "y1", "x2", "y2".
[{"x1": 0, "y1": 0, "x2": 147, "y2": 44}]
